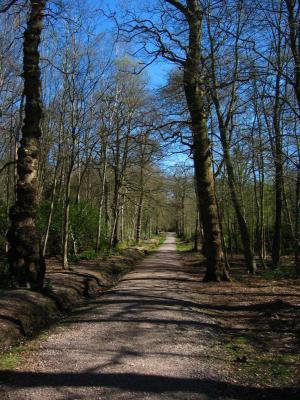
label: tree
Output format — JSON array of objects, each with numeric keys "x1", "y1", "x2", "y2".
[
  {"x1": 206, "y1": 1, "x2": 257, "y2": 274},
  {"x1": 167, "y1": 0, "x2": 230, "y2": 281},
  {"x1": 122, "y1": 0, "x2": 230, "y2": 281},
  {"x1": 285, "y1": 0, "x2": 300, "y2": 106},
  {"x1": 6, "y1": 0, "x2": 47, "y2": 289},
  {"x1": 284, "y1": 0, "x2": 300, "y2": 268}
]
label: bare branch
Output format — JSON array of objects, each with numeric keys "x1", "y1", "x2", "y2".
[
  {"x1": 165, "y1": 0, "x2": 189, "y2": 17},
  {"x1": 0, "y1": 0, "x2": 19, "y2": 13}
]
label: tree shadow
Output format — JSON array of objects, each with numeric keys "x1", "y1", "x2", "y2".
[{"x1": 1, "y1": 370, "x2": 299, "y2": 400}]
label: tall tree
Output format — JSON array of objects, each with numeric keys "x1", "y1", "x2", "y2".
[
  {"x1": 7, "y1": 0, "x2": 47, "y2": 289},
  {"x1": 166, "y1": 0, "x2": 229, "y2": 281},
  {"x1": 206, "y1": 1, "x2": 257, "y2": 274},
  {"x1": 284, "y1": 0, "x2": 300, "y2": 268}
]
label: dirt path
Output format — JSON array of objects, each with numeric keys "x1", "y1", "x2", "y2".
[{"x1": 1, "y1": 234, "x2": 296, "y2": 400}]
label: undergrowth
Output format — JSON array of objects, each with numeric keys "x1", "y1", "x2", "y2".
[
  {"x1": 223, "y1": 334, "x2": 299, "y2": 386},
  {"x1": 176, "y1": 240, "x2": 194, "y2": 252}
]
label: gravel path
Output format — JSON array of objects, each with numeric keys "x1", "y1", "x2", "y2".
[{"x1": 1, "y1": 233, "x2": 235, "y2": 400}]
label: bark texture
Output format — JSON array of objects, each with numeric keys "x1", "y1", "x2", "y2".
[
  {"x1": 285, "y1": 0, "x2": 300, "y2": 106},
  {"x1": 7, "y1": 0, "x2": 46, "y2": 290},
  {"x1": 183, "y1": 0, "x2": 229, "y2": 281},
  {"x1": 271, "y1": 73, "x2": 283, "y2": 268},
  {"x1": 285, "y1": 0, "x2": 300, "y2": 269}
]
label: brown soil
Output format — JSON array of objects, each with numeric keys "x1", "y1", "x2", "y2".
[{"x1": 0, "y1": 234, "x2": 299, "y2": 400}]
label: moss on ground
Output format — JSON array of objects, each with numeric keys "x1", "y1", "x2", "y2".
[
  {"x1": 176, "y1": 240, "x2": 194, "y2": 252},
  {"x1": 223, "y1": 335, "x2": 299, "y2": 386},
  {"x1": 0, "y1": 328, "x2": 54, "y2": 371},
  {"x1": 0, "y1": 352, "x2": 20, "y2": 370}
]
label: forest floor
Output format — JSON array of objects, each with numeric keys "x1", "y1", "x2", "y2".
[
  {"x1": 177, "y1": 243, "x2": 300, "y2": 396},
  {"x1": 0, "y1": 233, "x2": 299, "y2": 400}
]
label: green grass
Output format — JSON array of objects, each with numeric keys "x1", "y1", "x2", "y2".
[
  {"x1": 223, "y1": 335, "x2": 299, "y2": 386},
  {"x1": 0, "y1": 324, "x2": 64, "y2": 373},
  {"x1": 155, "y1": 233, "x2": 166, "y2": 245},
  {"x1": 235, "y1": 335, "x2": 249, "y2": 345},
  {"x1": 176, "y1": 240, "x2": 194, "y2": 252},
  {"x1": 70, "y1": 234, "x2": 166, "y2": 262},
  {"x1": 223, "y1": 334, "x2": 253, "y2": 358},
  {"x1": 244, "y1": 354, "x2": 298, "y2": 385},
  {"x1": 108, "y1": 262, "x2": 129, "y2": 275},
  {"x1": 261, "y1": 267, "x2": 296, "y2": 280},
  {"x1": 137, "y1": 234, "x2": 166, "y2": 254},
  {"x1": 70, "y1": 249, "x2": 99, "y2": 262},
  {"x1": 0, "y1": 352, "x2": 20, "y2": 370}
]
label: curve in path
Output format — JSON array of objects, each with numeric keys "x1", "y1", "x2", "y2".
[{"x1": 2, "y1": 233, "x2": 232, "y2": 399}]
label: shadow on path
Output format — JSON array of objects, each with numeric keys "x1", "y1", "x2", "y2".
[{"x1": 1, "y1": 370, "x2": 299, "y2": 400}]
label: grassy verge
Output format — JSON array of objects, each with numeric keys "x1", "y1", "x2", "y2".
[
  {"x1": 0, "y1": 236, "x2": 165, "y2": 359},
  {"x1": 136, "y1": 233, "x2": 166, "y2": 255},
  {"x1": 176, "y1": 239, "x2": 194, "y2": 252},
  {"x1": 69, "y1": 234, "x2": 166, "y2": 263},
  {"x1": 222, "y1": 334, "x2": 299, "y2": 387},
  {"x1": 0, "y1": 328, "x2": 55, "y2": 372}
]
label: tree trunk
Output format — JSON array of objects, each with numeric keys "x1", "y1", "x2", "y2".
[
  {"x1": 135, "y1": 192, "x2": 144, "y2": 244},
  {"x1": 148, "y1": 214, "x2": 152, "y2": 239},
  {"x1": 42, "y1": 165, "x2": 58, "y2": 257},
  {"x1": 284, "y1": 0, "x2": 300, "y2": 271},
  {"x1": 295, "y1": 165, "x2": 300, "y2": 272},
  {"x1": 7, "y1": 0, "x2": 46, "y2": 290},
  {"x1": 95, "y1": 177, "x2": 106, "y2": 252},
  {"x1": 223, "y1": 142, "x2": 256, "y2": 273},
  {"x1": 183, "y1": 0, "x2": 229, "y2": 281},
  {"x1": 207, "y1": 6, "x2": 256, "y2": 274},
  {"x1": 285, "y1": 0, "x2": 300, "y2": 106},
  {"x1": 283, "y1": 183, "x2": 295, "y2": 243},
  {"x1": 193, "y1": 209, "x2": 199, "y2": 251},
  {"x1": 181, "y1": 195, "x2": 185, "y2": 239},
  {"x1": 95, "y1": 153, "x2": 107, "y2": 252},
  {"x1": 62, "y1": 168, "x2": 72, "y2": 269},
  {"x1": 104, "y1": 180, "x2": 109, "y2": 238},
  {"x1": 272, "y1": 73, "x2": 283, "y2": 268},
  {"x1": 252, "y1": 147, "x2": 266, "y2": 269},
  {"x1": 110, "y1": 175, "x2": 120, "y2": 249},
  {"x1": 120, "y1": 192, "x2": 125, "y2": 242}
]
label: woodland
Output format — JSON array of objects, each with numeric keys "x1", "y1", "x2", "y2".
[
  {"x1": 0, "y1": 0, "x2": 299, "y2": 397},
  {"x1": 0, "y1": 0, "x2": 298, "y2": 286}
]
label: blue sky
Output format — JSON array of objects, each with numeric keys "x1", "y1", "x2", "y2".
[
  {"x1": 54, "y1": 0, "x2": 188, "y2": 167},
  {"x1": 87, "y1": 0, "x2": 174, "y2": 89}
]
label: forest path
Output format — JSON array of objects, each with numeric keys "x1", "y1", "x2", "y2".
[{"x1": 2, "y1": 233, "x2": 233, "y2": 400}]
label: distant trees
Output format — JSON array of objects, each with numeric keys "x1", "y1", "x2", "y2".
[
  {"x1": 170, "y1": 165, "x2": 197, "y2": 241},
  {"x1": 252, "y1": 0, "x2": 299, "y2": 270}
]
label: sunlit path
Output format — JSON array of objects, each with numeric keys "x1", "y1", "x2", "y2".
[
  {"x1": 2, "y1": 233, "x2": 299, "y2": 400},
  {"x1": 2, "y1": 233, "x2": 225, "y2": 400}
]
